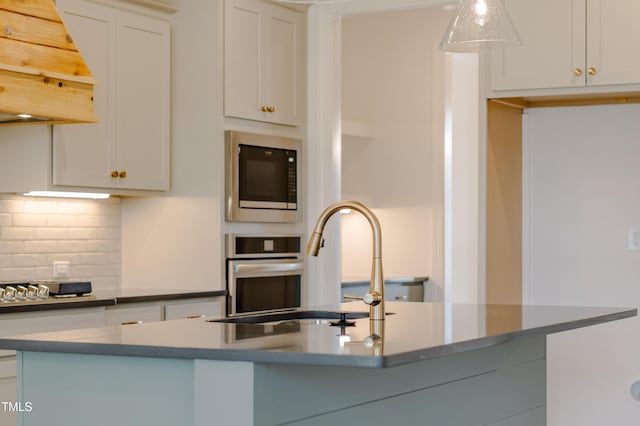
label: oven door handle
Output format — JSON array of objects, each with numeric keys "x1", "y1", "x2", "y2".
[{"x1": 233, "y1": 260, "x2": 304, "y2": 275}]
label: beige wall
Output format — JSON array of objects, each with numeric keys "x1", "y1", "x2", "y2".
[{"x1": 340, "y1": 8, "x2": 451, "y2": 286}]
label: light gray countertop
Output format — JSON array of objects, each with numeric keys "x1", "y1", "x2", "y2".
[
  {"x1": 0, "y1": 301, "x2": 634, "y2": 368},
  {"x1": 0, "y1": 288, "x2": 226, "y2": 314}
]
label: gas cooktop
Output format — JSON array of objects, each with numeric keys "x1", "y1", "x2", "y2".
[{"x1": 0, "y1": 281, "x2": 92, "y2": 303}]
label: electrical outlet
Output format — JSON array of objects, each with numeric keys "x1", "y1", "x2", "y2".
[
  {"x1": 628, "y1": 228, "x2": 640, "y2": 252},
  {"x1": 52, "y1": 261, "x2": 70, "y2": 278}
]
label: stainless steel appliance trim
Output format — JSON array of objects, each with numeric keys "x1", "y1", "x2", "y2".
[
  {"x1": 232, "y1": 260, "x2": 304, "y2": 275},
  {"x1": 239, "y1": 200, "x2": 291, "y2": 209},
  {"x1": 225, "y1": 130, "x2": 302, "y2": 223},
  {"x1": 227, "y1": 258, "x2": 304, "y2": 315}
]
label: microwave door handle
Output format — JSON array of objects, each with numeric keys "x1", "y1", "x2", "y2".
[{"x1": 233, "y1": 261, "x2": 304, "y2": 275}]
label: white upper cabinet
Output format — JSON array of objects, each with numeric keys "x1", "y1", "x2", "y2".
[
  {"x1": 224, "y1": 0, "x2": 305, "y2": 126},
  {"x1": 491, "y1": 0, "x2": 640, "y2": 92},
  {"x1": 54, "y1": 0, "x2": 171, "y2": 192},
  {"x1": 585, "y1": 0, "x2": 640, "y2": 87}
]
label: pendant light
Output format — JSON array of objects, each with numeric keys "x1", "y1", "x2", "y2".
[{"x1": 439, "y1": 0, "x2": 522, "y2": 52}]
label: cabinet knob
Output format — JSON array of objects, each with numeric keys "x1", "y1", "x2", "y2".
[
  {"x1": 574, "y1": 68, "x2": 583, "y2": 76},
  {"x1": 261, "y1": 106, "x2": 269, "y2": 112},
  {"x1": 588, "y1": 67, "x2": 597, "y2": 75},
  {"x1": 119, "y1": 171, "x2": 127, "y2": 178},
  {"x1": 268, "y1": 106, "x2": 276, "y2": 113},
  {"x1": 111, "y1": 170, "x2": 119, "y2": 178}
]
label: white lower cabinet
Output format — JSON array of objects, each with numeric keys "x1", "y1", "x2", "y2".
[{"x1": 105, "y1": 298, "x2": 224, "y2": 324}]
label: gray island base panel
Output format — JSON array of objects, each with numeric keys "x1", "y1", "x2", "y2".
[{"x1": 2, "y1": 302, "x2": 636, "y2": 426}]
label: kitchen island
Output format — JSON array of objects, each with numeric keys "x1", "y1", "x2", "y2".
[{"x1": 0, "y1": 302, "x2": 635, "y2": 426}]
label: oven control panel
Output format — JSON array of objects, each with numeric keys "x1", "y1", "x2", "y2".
[{"x1": 226, "y1": 234, "x2": 301, "y2": 258}]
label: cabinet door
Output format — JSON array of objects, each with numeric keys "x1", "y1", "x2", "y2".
[
  {"x1": 586, "y1": 0, "x2": 640, "y2": 87},
  {"x1": 224, "y1": 0, "x2": 304, "y2": 126},
  {"x1": 53, "y1": 1, "x2": 170, "y2": 192},
  {"x1": 115, "y1": 11, "x2": 171, "y2": 191},
  {"x1": 264, "y1": 6, "x2": 304, "y2": 126},
  {"x1": 53, "y1": 0, "x2": 116, "y2": 188},
  {"x1": 225, "y1": 0, "x2": 263, "y2": 122},
  {"x1": 490, "y1": 0, "x2": 586, "y2": 91}
]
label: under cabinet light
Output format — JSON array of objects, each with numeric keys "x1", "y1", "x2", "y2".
[{"x1": 23, "y1": 191, "x2": 110, "y2": 200}]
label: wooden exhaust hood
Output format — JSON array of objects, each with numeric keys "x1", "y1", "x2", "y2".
[{"x1": 0, "y1": 0, "x2": 97, "y2": 125}]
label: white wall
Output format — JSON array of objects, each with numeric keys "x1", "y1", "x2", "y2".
[
  {"x1": 121, "y1": 0, "x2": 224, "y2": 291},
  {"x1": 525, "y1": 104, "x2": 640, "y2": 307},
  {"x1": 444, "y1": 53, "x2": 479, "y2": 304},
  {"x1": 340, "y1": 8, "x2": 452, "y2": 290},
  {"x1": 523, "y1": 104, "x2": 640, "y2": 424}
]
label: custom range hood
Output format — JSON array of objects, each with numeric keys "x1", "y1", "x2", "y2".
[{"x1": 0, "y1": 0, "x2": 97, "y2": 125}]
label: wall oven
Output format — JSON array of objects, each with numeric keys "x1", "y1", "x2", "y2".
[
  {"x1": 225, "y1": 234, "x2": 303, "y2": 316},
  {"x1": 225, "y1": 130, "x2": 301, "y2": 223}
]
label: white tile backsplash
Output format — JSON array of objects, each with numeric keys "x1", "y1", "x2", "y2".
[{"x1": 0, "y1": 194, "x2": 121, "y2": 289}]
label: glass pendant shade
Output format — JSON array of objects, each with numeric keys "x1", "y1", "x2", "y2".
[{"x1": 439, "y1": 0, "x2": 522, "y2": 52}]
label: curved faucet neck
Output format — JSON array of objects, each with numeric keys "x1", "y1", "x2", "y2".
[
  {"x1": 306, "y1": 200, "x2": 385, "y2": 321},
  {"x1": 310, "y1": 200, "x2": 382, "y2": 259}
]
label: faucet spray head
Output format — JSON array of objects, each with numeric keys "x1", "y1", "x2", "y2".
[{"x1": 305, "y1": 231, "x2": 324, "y2": 256}]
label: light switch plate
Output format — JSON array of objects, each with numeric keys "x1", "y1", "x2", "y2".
[
  {"x1": 628, "y1": 228, "x2": 640, "y2": 252},
  {"x1": 53, "y1": 261, "x2": 70, "y2": 278}
]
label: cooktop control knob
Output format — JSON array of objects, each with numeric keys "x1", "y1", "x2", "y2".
[
  {"x1": 5, "y1": 287, "x2": 16, "y2": 302},
  {"x1": 16, "y1": 286, "x2": 27, "y2": 301}
]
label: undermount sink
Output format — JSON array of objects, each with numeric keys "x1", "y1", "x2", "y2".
[{"x1": 208, "y1": 310, "x2": 369, "y2": 325}]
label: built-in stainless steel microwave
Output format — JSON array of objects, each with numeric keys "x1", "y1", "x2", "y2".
[{"x1": 225, "y1": 130, "x2": 301, "y2": 223}]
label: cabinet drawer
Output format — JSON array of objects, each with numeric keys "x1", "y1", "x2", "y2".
[
  {"x1": 164, "y1": 300, "x2": 223, "y2": 321},
  {"x1": 105, "y1": 304, "x2": 163, "y2": 325}
]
